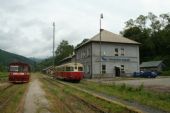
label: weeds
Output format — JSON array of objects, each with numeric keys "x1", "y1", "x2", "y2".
[
  {"x1": 136, "y1": 83, "x2": 144, "y2": 91},
  {"x1": 77, "y1": 80, "x2": 170, "y2": 112}
]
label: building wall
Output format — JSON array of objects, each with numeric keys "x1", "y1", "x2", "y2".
[
  {"x1": 76, "y1": 42, "x2": 140, "y2": 78},
  {"x1": 91, "y1": 42, "x2": 139, "y2": 78},
  {"x1": 76, "y1": 43, "x2": 92, "y2": 78}
]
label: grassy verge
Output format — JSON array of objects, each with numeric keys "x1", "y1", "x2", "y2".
[
  {"x1": 41, "y1": 78, "x2": 135, "y2": 113},
  {"x1": 75, "y1": 80, "x2": 170, "y2": 112},
  {"x1": 0, "y1": 83, "x2": 28, "y2": 113}
]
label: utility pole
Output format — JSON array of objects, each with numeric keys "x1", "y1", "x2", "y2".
[
  {"x1": 53, "y1": 22, "x2": 55, "y2": 70},
  {"x1": 100, "y1": 13, "x2": 103, "y2": 78}
]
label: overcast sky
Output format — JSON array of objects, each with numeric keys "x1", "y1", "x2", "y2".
[{"x1": 0, "y1": 0, "x2": 170, "y2": 58}]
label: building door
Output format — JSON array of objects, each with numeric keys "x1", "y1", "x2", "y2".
[{"x1": 115, "y1": 67, "x2": 120, "y2": 77}]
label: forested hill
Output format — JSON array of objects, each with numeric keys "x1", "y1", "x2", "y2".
[{"x1": 0, "y1": 49, "x2": 35, "y2": 71}]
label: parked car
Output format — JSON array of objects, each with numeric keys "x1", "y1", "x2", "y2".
[
  {"x1": 133, "y1": 71, "x2": 143, "y2": 77},
  {"x1": 141, "y1": 71, "x2": 158, "y2": 78},
  {"x1": 133, "y1": 71, "x2": 158, "y2": 78}
]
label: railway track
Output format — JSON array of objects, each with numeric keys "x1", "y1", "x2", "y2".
[
  {"x1": 56, "y1": 79, "x2": 168, "y2": 113},
  {"x1": 43, "y1": 77, "x2": 139, "y2": 113},
  {"x1": 0, "y1": 83, "x2": 28, "y2": 113},
  {"x1": 43, "y1": 76, "x2": 168, "y2": 113},
  {"x1": 0, "y1": 83, "x2": 15, "y2": 110},
  {"x1": 0, "y1": 83, "x2": 13, "y2": 92},
  {"x1": 43, "y1": 77, "x2": 107, "y2": 113}
]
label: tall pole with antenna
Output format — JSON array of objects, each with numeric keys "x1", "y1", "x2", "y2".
[{"x1": 53, "y1": 22, "x2": 55, "y2": 70}]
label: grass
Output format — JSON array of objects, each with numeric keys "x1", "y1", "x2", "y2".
[
  {"x1": 0, "y1": 71, "x2": 8, "y2": 76},
  {"x1": 0, "y1": 83, "x2": 28, "y2": 113},
  {"x1": 75, "y1": 80, "x2": 170, "y2": 112},
  {"x1": 41, "y1": 77, "x2": 135, "y2": 113},
  {"x1": 0, "y1": 72, "x2": 8, "y2": 81},
  {"x1": 63, "y1": 86, "x2": 132, "y2": 113}
]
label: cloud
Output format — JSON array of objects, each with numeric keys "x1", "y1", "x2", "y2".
[{"x1": 0, "y1": 0, "x2": 169, "y2": 58}]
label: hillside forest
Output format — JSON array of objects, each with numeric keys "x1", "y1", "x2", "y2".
[{"x1": 120, "y1": 12, "x2": 170, "y2": 70}]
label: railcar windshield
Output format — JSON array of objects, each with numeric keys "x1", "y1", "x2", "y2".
[
  {"x1": 9, "y1": 65, "x2": 29, "y2": 72},
  {"x1": 10, "y1": 66, "x2": 19, "y2": 72}
]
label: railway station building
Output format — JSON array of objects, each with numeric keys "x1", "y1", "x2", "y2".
[{"x1": 75, "y1": 29, "x2": 140, "y2": 78}]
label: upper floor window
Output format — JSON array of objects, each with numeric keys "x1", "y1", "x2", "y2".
[
  {"x1": 121, "y1": 48, "x2": 124, "y2": 56},
  {"x1": 115, "y1": 48, "x2": 118, "y2": 56}
]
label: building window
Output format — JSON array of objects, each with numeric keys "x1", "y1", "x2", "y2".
[
  {"x1": 102, "y1": 65, "x2": 106, "y2": 74},
  {"x1": 115, "y1": 48, "x2": 118, "y2": 56},
  {"x1": 121, "y1": 65, "x2": 125, "y2": 73},
  {"x1": 121, "y1": 48, "x2": 124, "y2": 56},
  {"x1": 121, "y1": 65, "x2": 124, "y2": 71},
  {"x1": 103, "y1": 51, "x2": 106, "y2": 56},
  {"x1": 84, "y1": 65, "x2": 90, "y2": 74}
]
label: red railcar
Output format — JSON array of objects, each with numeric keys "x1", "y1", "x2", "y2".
[
  {"x1": 54, "y1": 63, "x2": 84, "y2": 82},
  {"x1": 8, "y1": 62, "x2": 30, "y2": 83}
]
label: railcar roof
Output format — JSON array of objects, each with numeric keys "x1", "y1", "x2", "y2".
[{"x1": 9, "y1": 62, "x2": 29, "y2": 66}]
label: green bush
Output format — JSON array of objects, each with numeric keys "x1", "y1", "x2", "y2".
[{"x1": 161, "y1": 70, "x2": 170, "y2": 76}]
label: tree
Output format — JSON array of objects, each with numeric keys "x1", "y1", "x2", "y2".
[
  {"x1": 76, "y1": 39, "x2": 89, "y2": 48},
  {"x1": 121, "y1": 12, "x2": 170, "y2": 63},
  {"x1": 55, "y1": 40, "x2": 74, "y2": 65},
  {"x1": 148, "y1": 12, "x2": 161, "y2": 32},
  {"x1": 135, "y1": 15, "x2": 147, "y2": 29}
]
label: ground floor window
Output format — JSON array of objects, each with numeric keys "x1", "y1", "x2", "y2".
[
  {"x1": 121, "y1": 65, "x2": 124, "y2": 71},
  {"x1": 121, "y1": 65, "x2": 125, "y2": 73},
  {"x1": 84, "y1": 65, "x2": 90, "y2": 74},
  {"x1": 102, "y1": 64, "x2": 106, "y2": 74}
]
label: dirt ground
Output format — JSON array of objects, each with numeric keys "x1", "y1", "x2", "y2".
[
  {"x1": 92, "y1": 77, "x2": 170, "y2": 92},
  {"x1": 23, "y1": 74, "x2": 51, "y2": 113},
  {"x1": 0, "y1": 82, "x2": 10, "y2": 87}
]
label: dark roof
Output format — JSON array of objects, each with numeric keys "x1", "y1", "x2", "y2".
[
  {"x1": 140, "y1": 60, "x2": 163, "y2": 68},
  {"x1": 59, "y1": 54, "x2": 75, "y2": 64},
  {"x1": 76, "y1": 29, "x2": 140, "y2": 49}
]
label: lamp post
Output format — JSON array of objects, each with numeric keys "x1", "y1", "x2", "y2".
[
  {"x1": 99, "y1": 13, "x2": 103, "y2": 77},
  {"x1": 53, "y1": 22, "x2": 55, "y2": 71}
]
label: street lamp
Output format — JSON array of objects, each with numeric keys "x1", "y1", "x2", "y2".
[{"x1": 100, "y1": 13, "x2": 103, "y2": 77}]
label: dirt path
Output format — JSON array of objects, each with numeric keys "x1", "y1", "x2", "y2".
[
  {"x1": 23, "y1": 75, "x2": 51, "y2": 113},
  {"x1": 0, "y1": 82, "x2": 9, "y2": 86}
]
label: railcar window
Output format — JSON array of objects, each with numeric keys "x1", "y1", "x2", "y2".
[
  {"x1": 62, "y1": 67, "x2": 65, "y2": 71},
  {"x1": 66, "y1": 67, "x2": 74, "y2": 71},
  {"x1": 78, "y1": 67, "x2": 83, "y2": 71}
]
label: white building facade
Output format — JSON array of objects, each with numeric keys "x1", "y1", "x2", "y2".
[{"x1": 75, "y1": 30, "x2": 140, "y2": 78}]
